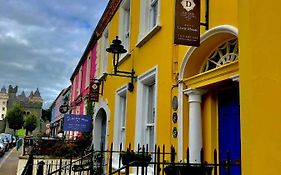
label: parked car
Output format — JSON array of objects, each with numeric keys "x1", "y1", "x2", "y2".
[
  {"x1": 0, "y1": 135, "x2": 10, "y2": 151},
  {"x1": 0, "y1": 136, "x2": 9, "y2": 151},
  {"x1": 0, "y1": 133, "x2": 13, "y2": 148},
  {"x1": 0, "y1": 142, "x2": 5, "y2": 156}
]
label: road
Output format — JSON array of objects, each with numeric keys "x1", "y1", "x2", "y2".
[{"x1": 0, "y1": 147, "x2": 22, "y2": 175}]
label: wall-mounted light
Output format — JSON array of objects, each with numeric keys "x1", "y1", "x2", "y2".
[
  {"x1": 59, "y1": 102, "x2": 69, "y2": 114},
  {"x1": 106, "y1": 36, "x2": 136, "y2": 92}
]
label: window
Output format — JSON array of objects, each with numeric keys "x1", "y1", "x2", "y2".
[
  {"x1": 135, "y1": 67, "x2": 157, "y2": 152},
  {"x1": 119, "y1": 0, "x2": 131, "y2": 57},
  {"x1": 114, "y1": 86, "x2": 127, "y2": 149},
  {"x1": 2, "y1": 107, "x2": 5, "y2": 111},
  {"x1": 1, "y1": 114, "x2": 4, "y2": 118},
  {"x1": 77, "y1": 67, "x2": 82, "y2": 95},
  {"x1": 201, "y1": 39, "x2": 238, "y2": 72},
  {"x1": 76, "y1": 107, "x2": 80, "y2": 115},
  {"x1": 86, "y1": 55, "x2": 91, "y2": 88},
  {"x1": 100, "y1": 28, "x2": 109, "y2": 76},
  {"x1": 149, "y1": 0, "x2": 159, "y2": 28},
  {"x1": 2, "y1": 101, "x2": 5, "y2": 105},
  {"x1": 138, "y1": 0, "x2": 160, "y2": 44},
  {"x1": 146, "y1": 84, "x2": 156, "y2": 152}
]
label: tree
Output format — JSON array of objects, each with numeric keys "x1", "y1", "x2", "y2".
[
  {"x1": 42, "y1": 108, "x2": 51, "y2": 122},
  {"x1": 24, "y1": 113, "x2": 38, "y2": 135},
  {"x1": 6, "y1": 103, "x2": 25, "y2": 134}
]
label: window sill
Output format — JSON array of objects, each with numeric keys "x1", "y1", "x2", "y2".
[{"x1": 136, "y1": 25, "x2": 162, "y2": 48}]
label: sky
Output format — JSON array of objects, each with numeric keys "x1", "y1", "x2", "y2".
[{"x1": 0, "y1": 0, "x2": 108, "y2": 109}]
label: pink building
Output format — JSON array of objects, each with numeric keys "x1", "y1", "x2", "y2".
[
  {"x1": 69, "y1": 39, "x2": 98, "y2": 138},
  {"x1": 70, "y1": 44, "x2": 97, "y2": 114}
]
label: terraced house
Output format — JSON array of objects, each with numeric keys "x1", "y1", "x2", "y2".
[{"x1": 71, "y1": 0, "x2": 281, "y2": 174}]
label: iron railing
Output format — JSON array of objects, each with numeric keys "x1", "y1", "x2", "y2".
[{"x1": 23, "y1": 142, "x2": 241, "y2": 175}]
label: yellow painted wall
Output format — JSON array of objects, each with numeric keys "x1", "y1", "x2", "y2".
[
  {"x1": 239, "y1": 0, "x2": 281, "y2": 174},
  {"x1": 97, "y1": 0, "x2": 239, "y2": 162}
]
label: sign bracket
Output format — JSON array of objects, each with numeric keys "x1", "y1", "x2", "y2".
[{"x1": 200, "y1": 0, "x2": 209, "y2": 30}]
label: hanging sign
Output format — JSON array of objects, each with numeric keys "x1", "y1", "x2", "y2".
[
  {"x1": 90, "y1": 80, "x2": 100, "y2": 102},
  {"x1": 174, "y1": 0, "x2": 201, "y2": 46},
  {"x1": 63, "y1": 114, "x2": 92, "y2": 132}
]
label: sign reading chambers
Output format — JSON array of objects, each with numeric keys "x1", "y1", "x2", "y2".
[{"x1": 174, "y1": 0, "x2": 200, "y2": 46}]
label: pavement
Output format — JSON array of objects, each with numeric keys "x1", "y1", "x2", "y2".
[{"x1": 0, "y1": 147, "x2": 22, "y2": 175}]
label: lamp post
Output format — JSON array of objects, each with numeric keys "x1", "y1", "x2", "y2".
[{"x1": 106, "y1": 36, "x2": 137, "y2": 92}]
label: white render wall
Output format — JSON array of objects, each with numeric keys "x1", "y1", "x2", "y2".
[{"x1": 0, "y1": 93, "x2": 8, "y2": 121}]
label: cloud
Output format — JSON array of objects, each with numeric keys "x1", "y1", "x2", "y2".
[{"x1": 0, "y1": 0, "x2": 108, "y2": 109}]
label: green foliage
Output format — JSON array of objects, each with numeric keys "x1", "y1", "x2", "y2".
[
  {"x1": 33, "y1": 138, "x2": 90, "y2": 158},
  {"x1": 24, "y1": 113, "x2": 38, "y2": 134},
  {"x1": 6, "y1": 103, "x2": 25, "y2": 133},
  {"x1": 42, "y1": 108, "x2": 51, "y2": 122},
  {"x1": 85, "y1": 99, "x2": 94, "y2": 143},
  {"x1": 16, "y1": 129, "x2": 26, "y2": 137},
  {"x1": 86, "y1": 99, "x2": 94, "y2": 117}
]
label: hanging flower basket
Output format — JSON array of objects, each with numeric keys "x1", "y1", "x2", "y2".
[
  {"x1": 164, "y1": 165, "x2": 212, "y2": 175},
  {"x1": 120, "y1": 151, "x2": 152, "y2": 167}
]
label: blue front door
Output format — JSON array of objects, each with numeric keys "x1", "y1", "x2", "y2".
[{"x1": 218, "y1": 87, "x2": 241, "y2": 175}]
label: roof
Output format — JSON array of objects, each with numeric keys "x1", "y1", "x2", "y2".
[{"x1": 70, "y1": 0, "x2": 122, "y2": 81}]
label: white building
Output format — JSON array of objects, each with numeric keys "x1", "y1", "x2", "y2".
[{"x1": 0, "y1": 87, "x2": 8, "y2": 121}]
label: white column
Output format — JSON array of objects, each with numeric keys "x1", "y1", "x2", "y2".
[{"x1": 184, "y1": 89, "x2": 204, "y2": 163}]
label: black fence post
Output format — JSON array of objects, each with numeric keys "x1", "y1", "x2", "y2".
[
  {"x1": 68, "y1": 158, "x2": 72, "y2": 175},
  {"x1": 36, "y1": 161, "x2": 45, "y2": 175},
  {"x1": 187, "y1": 148, "x2": 190, "y2": 166},
  {"x1": 227, "y1": 150, "x2": 231, "y2": 175},
  {"x1": 109, "y1": 143, "x2": 113, "y2": 174},
  {"x1": 214, "y1": 149, "x2": 217, "y2": 175},
  {"x1": 162, "y1": 145, "x2": 165, "y2": 175},
  {"x1": 99, "y1": 143, "x2": 104, "y2": 175},
  {"x1": 118, "y1": 143, "x2": 122, "y2": 175},
  {"x1": 58, "y1": 159, "x2": 62, "y2": 175},
  {"x1": 26, "y1": 154, "x2": 34, "y2": 175}
]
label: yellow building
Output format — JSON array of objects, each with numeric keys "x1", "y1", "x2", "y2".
[{"x1": 85, "y1": 0, "x2": 281, "y2": 174}]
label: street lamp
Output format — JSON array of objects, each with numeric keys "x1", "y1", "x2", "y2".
[
  {"x1": 59, "y1": 102, "x2": 69, "y2": 114},
  {"x1": 106, "y1": 36, "x2": 136, "y2": 92}
]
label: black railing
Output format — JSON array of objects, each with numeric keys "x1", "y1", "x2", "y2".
[
  {"x1": 23, "y1": 142, "x2": 241, "y2": 175},
  {"x1": 21, "y1": 154, "x2": 34, "y2": 175},
  {"x1": 106, "y1": 143, "x2": 241, "y2": 175}
]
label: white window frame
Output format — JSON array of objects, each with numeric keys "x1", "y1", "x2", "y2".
[
  {"x1": 77, "y1": 67, "x2": 82, "y2": 95},
  {"x1": 86, "y1": 54, "x2": 91, "y2": 88},
  {"x1": 113, "y1": 85, "x2": 128, "y2": 149},
  {"x1": 100, "y1": 28, "x2": 109, "y2": 76},
  {"x1": 135, "y1": 67, "x2": 158, "y2": 147},
  {"x1": 119, "y1": 0, "x2": 131, "y2": 60},
  {"x1": 134, "y1": 66, "x2": 158, "y2": 174},
  {"x1": 112, "y1": 85, "x2": 128, "y2": 170},
  {"x1": 137, "y1": 0, "x2": 161, "y2": 47}
]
